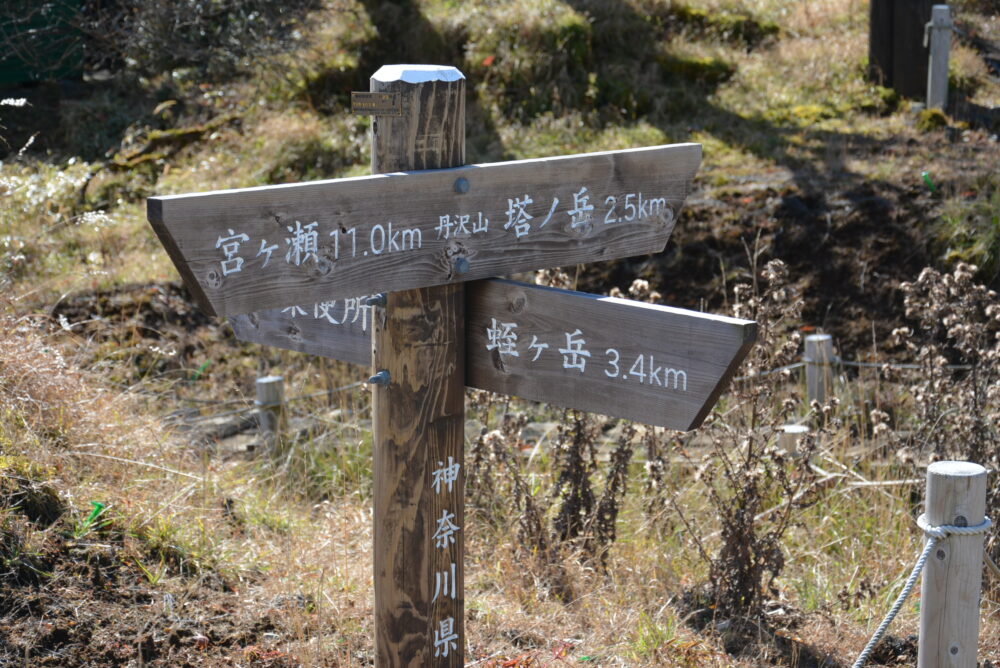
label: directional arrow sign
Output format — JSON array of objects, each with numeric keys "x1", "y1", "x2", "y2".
[
  {"x1": 467, "y1": 279, "x2": 755, "y2": 429},
  {"x1": 148, "y1": 143, "x2": 701, "y2": 317},
  {"x1": 230, "y1": 279, "x2": 755, "y2": 430},
  {"x1": 229, "y1": 295, "x2": 376, "y2": 367}
]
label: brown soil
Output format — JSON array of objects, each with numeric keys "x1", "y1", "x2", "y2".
[{"x1": 0, "y1": 517, "x2": 315, "y2": 667}]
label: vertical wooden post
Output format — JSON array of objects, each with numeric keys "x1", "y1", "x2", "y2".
[
  {"x1": 892, "y1": 0, "x2": 936, "y2": 99},
  {"x1": 918, "y1": 461, "x2": 987, "y2": 667},
  {"x1": 255, "y1": 374, "x2": 284, "y2": 450},
  {"x1": 370, "y1": 65, "x2": 466, "y2": 667},
  {"x1": 777, "y1": 424, "x2": 810, "y2": 457},
  {"x1": 805, "y1": 333, "x2": 834, "y2": 405},
  {"x1": 868, "y1": 0, "x2": 895, "y2": 86},
  {"x1": 869, "y1": 0, "x2": 936, "y2": 98},
  {"x1": 926, "y1": 5, "x2": 952, "y2": 110}
]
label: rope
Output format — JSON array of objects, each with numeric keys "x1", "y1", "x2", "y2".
[
  {"x1": 736, "y1": 355, "x2": 973, "y2": 381},
  {"x1": 916, "y1": 513, "x2": 993, "y2": 540},
  {"x1": 735, "y1": 361, "x2": 805, "y2": 381},
  {"x1": 804, "y1": 356, "x2": 972, "y2": 371},
  {"x1": 284, "y1": 380, "x2": 366, "y2": 404},
  {"x1": 852, "y1": 514, "x2": 993, "y2": 668},
  {"x1": 165, "y1": 379, "x2": 368, "y2": 424}
]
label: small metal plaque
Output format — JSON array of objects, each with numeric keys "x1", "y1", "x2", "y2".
[{"x1": 351, "y1": 92, "x2": 402, "y2": 116}]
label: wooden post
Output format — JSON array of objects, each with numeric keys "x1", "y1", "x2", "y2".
[
  {"x1": 804, "y1": 333, "x2": 834, "y2": 405},
  {"x1": 370, "y1": 65, "x2": 466, "y2": 667},
  {"x1": 868, "y1": 0, "x2": 936, "y2": 98},
  {"x1": 777, "y1": 424, "x2": 810, "y2": 457},
  {"x1": 926, "y1": 5, "x2": 952, "y2": 110},
  {"x1": 918, "y1": 461, "x2": 988, "y2": 667},
  {"x1": 868, "y1": 0, "x2": 895, "y2": 86},
  {"x1": 255, "y1": 374, "x2": 284, "y2": 450}
]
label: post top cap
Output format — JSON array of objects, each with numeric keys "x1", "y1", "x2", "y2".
[
  {"x1": 372, "y1": 64, "x2": 465, "y2": 84},
  {"x1": 927, "y1": 460, "x2": 987, "y2": 477}
]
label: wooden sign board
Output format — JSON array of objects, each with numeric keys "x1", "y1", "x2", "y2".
[
  {"x1": 229, "y1": 296, "x2": 375, "y2": 367},
  {"x1": 147, "y1": 143, "x2": 701, "y2": 317},
  {"x1": 230, "y1": 279, "x2": 756, "y2": 430}
]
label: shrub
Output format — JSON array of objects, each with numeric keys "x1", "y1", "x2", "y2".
[
  {"x1": 668, "y1": 258, "x2": 821, "y2": 619},
  {"x1": 0, "y1": 0, "x2": 322, "y2": 81},
  {"x1": 888, "y1": 263, "x2": 1000, "y2": 561}
]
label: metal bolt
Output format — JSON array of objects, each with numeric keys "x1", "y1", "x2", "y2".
[
  {"x1": 454, "y1": 257, "x2": 470, "y2": 275},
  {"x1": 454, "y1": 177, "x2": 470, "y2": 194},
  {"x1": 366, "y1": 293, "x2": 387, "y2": 307},
  {"x1": 368, "y1": 370, "x2": 391, "y2": 387},
  {"x1": 950, "y1": 644, "x2": 960, "y2": 656},
  {"x1": 936, "y1": 548, "x2": 947, "y2": 560}
]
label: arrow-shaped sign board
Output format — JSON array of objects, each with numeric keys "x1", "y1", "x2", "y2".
[
  {"x1": 229, "y1": 295, "x2": 376, "y2": 367},
  {"x1": 148, "y1": 143, "x2": 701, "y2": 317},
  {"x1": 230, "y1": 279, "x2": 755, "y2": 430}
]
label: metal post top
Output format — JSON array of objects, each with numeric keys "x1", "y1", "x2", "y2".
[
  {"x1": 372, "y1": 64, "x2": 465, "y2": 84},
  {"x1": 257, "y1": 375, "x2": 284, "y2": 384},
  {"x1": 930, "y1": 5, "x2": 952, "y2": 25}
]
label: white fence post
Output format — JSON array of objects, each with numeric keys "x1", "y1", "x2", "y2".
[
  {"x1": 917, "y1": 461, "x2": 987, "y2": 667},
  {"x1": 926, "y1": 4, "x2": 952, "y2": 110},
  {"x1": 255, "y1": 374, "x2": 285, "y2": 451},
  {"x1": 804, "y1": 334, "x2": 834, "y2": 405}
]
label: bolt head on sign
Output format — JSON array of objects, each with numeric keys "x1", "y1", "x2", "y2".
[{"x1": 146, "y1": 142, "x2": 702, "y2": 317}]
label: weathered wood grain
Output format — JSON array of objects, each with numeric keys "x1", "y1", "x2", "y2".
[
  {"x1": 371, "y1": 65, "x2": 466, "y2": 668},
  {"x1": 232, "y1": 278, "x2": 756, "y2": 430},
  {"x1": 467, "y1": 280, "x2": 755, "y2": 430},
  {"x1": 147, "y1": 141, "x2": 701, "y2": 317},
  {"x1": 229, "y1": 296, "x2": 374, "y2": 367},
  {"x1": 917, "y1": 461, "x2": 987, "y2": 668}
]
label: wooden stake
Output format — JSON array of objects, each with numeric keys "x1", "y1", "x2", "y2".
[
  {"x1": 918, "y1": 461, "x2": 987, "y2": 668},
  {"x1": 804, "y1": 333, "x2": 833, "y2": 405},
  {"x1": 370, "y1": 65, "x2": 466, "y2": 667},
  {"x1": 255, "y1": 374, "x2": 284, "y2": 452}
]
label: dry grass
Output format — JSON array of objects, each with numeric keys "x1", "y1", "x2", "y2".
[
  {"x1": 3, "y1": 259, "x2": 1000, "y2": 665},
  {"x1": 2, "y1": 0, "x2": 1000, "y2": 664}
]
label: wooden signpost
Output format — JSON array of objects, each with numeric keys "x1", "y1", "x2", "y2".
[{"x1": 147, "y1": 64, "x2": 755, "y2": 666}]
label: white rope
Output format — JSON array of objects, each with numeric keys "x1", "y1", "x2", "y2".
[
  {"x1": 851, "y1": 514, "x2": 992, "y2": 668},
  {"x1": 916, "y1": 514, "x2": 993, "y2": 540}
]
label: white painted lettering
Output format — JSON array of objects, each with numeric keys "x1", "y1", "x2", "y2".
[
  {"x1": 559, "y1": 329, "x2": 591, "y2": 372},
  {"x1": 432, "y1": 563, "x2": 458, "y2": 603},
  {"x1": 432, "y1": 456, "x2": 461, "y2": 494},
  {"x1": 432, "y1": 510, "x2": 460, "y2": 548},
  {"x1": 485, "y1": 318, "x2": 519, "y2": 357},
  {"x1": 370, "y1": 224, "x2": 385, "y2": 255},
  {"x1": 505, "y1": 195, "x2": 533, "y2": 238},
  {"x1": 433, "y1": 617, "x2": 460, "y2": 657}
]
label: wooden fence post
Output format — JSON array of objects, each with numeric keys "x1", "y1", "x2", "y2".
[
  {"x1": 255, "y1": 374, "x2": 284, "y2": 451},
  {"x1": 370, "y1": 65, "x2": 466, "y2": 667},
  {"x1": 868, "y1": 0, "x2": 936, "y2": 98},
  {"x1": 868, "y1": 0, "x2": 895, "y2": 86},
  {"x1": 918, "y1": 461, "x2": 988, "y2": 667},
  {"x1": 804, "y1": 333, "x2": 834, "y2": 405},
  {"x1": 778, "y1": 424, "x2": 810, "y2": 457},
  {"x1": 926, "y1": 4, "x2": 952, "y2": 110}
]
